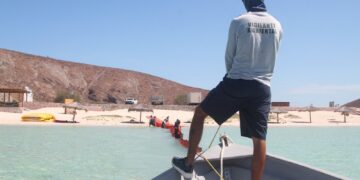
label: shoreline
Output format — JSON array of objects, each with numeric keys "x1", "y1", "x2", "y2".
[
  {"x1": 0, "y1": 107, "x2": 359, "y2": 127},
  {"x1": 1, "y1": 123, "x2": 360, "y2": 128}
]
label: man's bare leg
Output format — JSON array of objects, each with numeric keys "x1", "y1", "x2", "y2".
[
  {"x1": 185, "y1": 106, "x2": 208, "y2": 166},
  {"x1": 251, "y1": 137, "x2": 266, "y2": 180}
]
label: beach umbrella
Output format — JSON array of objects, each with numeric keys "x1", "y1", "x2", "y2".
[
  {"x1": 63, "y1": 102, "x2": 87, "y2": 109},
  {"x1": 270, "y1": 108, "x2": 288, "y2": 123},
  {"x1": 128, "y1": 104, "x2": 153, "y2": 123},
  {"x1": 303, "y1": 105, "x2": 317, "y2": 123},
  {"x1": 335, "y1": 107, "x2": 353, "y2": 123}
]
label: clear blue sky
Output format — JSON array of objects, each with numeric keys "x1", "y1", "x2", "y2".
[{"x1": 1, "y1": 0, "x2": 359, "y2": 107}]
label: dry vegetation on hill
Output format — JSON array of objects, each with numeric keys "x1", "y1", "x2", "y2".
[{"x1": 0, "y1": 49, "x2": 208, "y2": 104}]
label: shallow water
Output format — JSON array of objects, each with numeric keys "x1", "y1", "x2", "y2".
[{"x1": 0, "y1": 126, "x2": 359, "y2": 179}]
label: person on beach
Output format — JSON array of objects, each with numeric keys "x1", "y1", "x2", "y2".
[
  {"x1": 162, "y1": 116, "x2": 170, "y2": 128},
  {"x1": 172, "y1": 0, "x2": 282, "y2": 179},
  {"x1": 149, "y1": 115, "x2": 155, "y2": 127},
  {"x1": 174, "y1": 119, "x2": 182, "y2": 139}
]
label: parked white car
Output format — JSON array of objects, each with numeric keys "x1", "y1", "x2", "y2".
[{"x1": 125, "y1": 98, "x2": 138, "y2": 105}]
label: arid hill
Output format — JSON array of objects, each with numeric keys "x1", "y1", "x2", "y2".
[
  {"x1": 343, "y1": 99, "x2": 360, "y2": 108},
  {"x1": 0, "y1": 49, "x2": 208, "y2": 104}
]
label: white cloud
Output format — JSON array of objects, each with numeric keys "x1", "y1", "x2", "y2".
[{"x1": 290, "y1": 84, "x2": 360, "y2": 95}]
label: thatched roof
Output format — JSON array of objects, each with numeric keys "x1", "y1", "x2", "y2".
[
  {"x1": 128, "y1": 104, "x2": 153, "y2": 112},
  {"x1": 63, "y1": 102, "x2": 87, "y2": 110},
  {"x1": 270, "y1": 108, "x2": 288, "y2": 114},
  {"x1": 0, "y1": 88, "x2": 29, "y2": 93}
]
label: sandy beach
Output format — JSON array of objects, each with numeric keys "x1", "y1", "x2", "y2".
[{"x1": 0, "y1": 107, "x2": 359, "y2": 127}]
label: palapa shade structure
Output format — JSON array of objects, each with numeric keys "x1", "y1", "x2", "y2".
[
  {"x1": 128, "y1": 104, "x2": 153, "y2": 123},
  {"x1": 63, "y1": 102, "x2": 87, "y2": 110},
  {"x1": 306, "y1": 105, "x2": 318, "y2": 123},
  {"x1": 298, "y1": 105, "x2": 318, "y2": 123},
  {"x1": 335, "y1": 106, "x2": 353, "y2": 123},
  {"x1": 63, "y1": 102, "x2": 87, "y2": 122},
  {"x1": 270, "y1": 108, "x2": 288, "y2": 123},
  {"x1": 0, "y1": 88, "x2": 29, "y2": 107}
]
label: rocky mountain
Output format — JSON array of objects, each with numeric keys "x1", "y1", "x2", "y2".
[
  {"x1": 0, "y1": 49, "x2": 208, "y2": 104},
  {"x1": 343, "y1": 99, "x2": 360, "y2": 108}
]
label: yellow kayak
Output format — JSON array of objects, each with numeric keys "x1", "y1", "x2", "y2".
[{"x1": 21, "y1": 113, "x2": 55, "y2": 122}]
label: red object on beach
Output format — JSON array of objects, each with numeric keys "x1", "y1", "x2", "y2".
[
  {"x1": 170, "y1": 127, "x2": 174, "y2": 136},
  {"x1": 171, "y1": 126, "x2": 202, "y2": 152},
  {"x1": 169, "y1": 126, "x2": 182, "y2": 137},
  {"x1": 165, "y1": 123, "x2": 174, "y2": 129},
  {"x1": 180, "y1": 138, "x2": 188, "y2": 147},
  {"x1": 146, "y1": 116, "x2": 174, "y2": 128},
  {"x1": 161, "y1": 121, "x2": 174, "y2": 129},
  {"x1": 154, "y1": 119, "x2": 162, "y2": 127},
  {"x1": 146, "y1": 115, "x2": 202, "y2": 152}
]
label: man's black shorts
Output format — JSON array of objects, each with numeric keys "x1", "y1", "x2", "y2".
[{"x1": 200, "y1": 77, "x2": 271, "y2": 140}]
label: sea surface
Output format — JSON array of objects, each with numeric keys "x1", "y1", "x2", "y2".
[{"x1": 0, "y1": 126, "x2": 359, "y2": 180}]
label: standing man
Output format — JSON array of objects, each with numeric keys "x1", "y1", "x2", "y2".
[{"x1": 172, "y1": 0, "x2": 282, "y2": 179}]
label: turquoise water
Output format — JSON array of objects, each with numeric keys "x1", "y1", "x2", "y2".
[{"x1": 0, "y1": 126, "x2": 359, "y2": 179}]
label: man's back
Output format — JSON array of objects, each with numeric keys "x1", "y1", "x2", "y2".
[{"x1": 225, "y1": 11, "x2": 282, "y2": 86}]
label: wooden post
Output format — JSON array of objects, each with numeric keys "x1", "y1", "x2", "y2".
[
  {"x1": 72, "y1": 109, "x2": 77, "y2": 122},
  {"x1": 8, "y1": 93, "x2": 10, "y2": 102},
  {"x1": 344, "y1": 113, "x2": 347, "y2": 123},
  {"x1": 309, "y1": 111, "x2": 312, "y2": 123},
  {"x1": 21, "y1": 93, "x2": 24, "y2": 107},
  {"x1": 3, "y1": 92, "x2": 5, "y2": 103},
  {"x1": 140, "y1": 111, "x2": 142, "y2": 123},
  {"x1": 277, "y1": 113, "x2": 279, "y2": 123}
]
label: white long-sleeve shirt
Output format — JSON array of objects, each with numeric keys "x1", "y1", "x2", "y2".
[{"x1": 225, "y1": 12, "x2": 283, "y2": 87}]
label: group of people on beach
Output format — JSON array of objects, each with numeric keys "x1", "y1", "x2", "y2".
[
  {"x1": 149, "y1": 115, "x2": 183, "y2": 139},
  {"x1": 161, "y1": 116, "x2": 169, "y2": 128},
  {"x1": 148, "y1": 115, "x2": 156, "y2": 127}
]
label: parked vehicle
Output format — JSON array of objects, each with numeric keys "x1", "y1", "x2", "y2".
[
  {"x1": 187, "y1": 92, "x2": 202, "y2": 105},
  {"x1": 125, "y1": 98, "x2": 138, "y2": 105},
  {"x1": 150, "y1": 96, "x2": 164, "y2": 105}
]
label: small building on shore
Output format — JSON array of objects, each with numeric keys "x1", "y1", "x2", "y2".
[
  {"x1": 271, "y1": 102, "x2": 290, "y2": 107},
  {"x1": 187, "y1": 92, "x2": 202, "y2": 105},
  {"x1": 0, "y1": 88, "x2": 30, "y2": 107}
]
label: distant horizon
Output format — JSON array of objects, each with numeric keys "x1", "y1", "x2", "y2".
[{"x1": 1, "y1": 0, "x2": 359, "y2": 107}]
